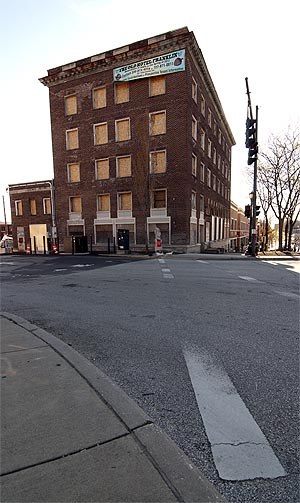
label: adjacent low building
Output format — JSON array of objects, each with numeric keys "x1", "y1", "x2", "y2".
[
  {"x1": 8, "y1": 181, "x2": 55, "y2": 253},
  {"x1": 38, "y1": 27, "x2": 235, "y2": 253}
]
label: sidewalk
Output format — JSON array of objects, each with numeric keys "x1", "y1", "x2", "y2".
[{"x1": 0, "y1": 313, "x2": 226, "y2": 503}]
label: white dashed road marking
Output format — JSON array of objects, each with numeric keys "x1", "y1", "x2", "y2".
[
  {"x1": 238, "y1": 276, "x2": 259, "y2": 282},
  {"x1": 183, "y1": 348, "x2": 286, "y2": 481},
  {"x1": 274, "y1": 290, "x2": 299, "y2": 299}
]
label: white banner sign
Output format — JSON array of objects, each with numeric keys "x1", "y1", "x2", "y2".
[{"x1": 113, "y1": 49, "x2": 185, "y2": 82}]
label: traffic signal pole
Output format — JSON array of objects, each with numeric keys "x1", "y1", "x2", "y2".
[{"x1": 245, "y1": 78, "x2": 258, "y2": 256}]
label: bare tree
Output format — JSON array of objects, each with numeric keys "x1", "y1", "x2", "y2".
[{"x1": 258, "y1": 127, "x2": 300, "y2": 250}]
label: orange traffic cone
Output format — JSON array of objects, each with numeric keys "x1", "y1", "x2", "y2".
[
  {"x1": 26, "y1": 243, "x2": 31, "y2": 254},
  {"x1": 52, "y1": 243, "x2": 58, "y2": 255}
]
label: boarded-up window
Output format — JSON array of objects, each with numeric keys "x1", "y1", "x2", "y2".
[
  {"x1": 118, "y1": 192, "x2": 132, "y2": 210},
  {"x1": 43, "y1": 198, "x2": 51, "y2": 215},
  {"x1": 115, "y1": 118, "x2": 130, "y2": 141},
  {"x1": 150, "y1": 150, "x2": 166, "y2": 173},
  {"x1": 149, "y1": 76, "x2": 166, "y2": 96},
  {"x1": 149, "y1": 111, "x2": 166, "y2": 135},
  {"x1": 192, "y1": 116, "x2": 197, "y2": 140},
  {"x1": 30, "y1": 199, "x2": 37, "y2": 215},
  {"x1": 98, "y1": 194, "x2": 110, "y2": 211},
  {"x1": 68, "y1": 163, "x2": 80, "y2": 182},
  {"x1": 96, "y1": 159, "x2": 109, "y2": 180},
  {"x1": 66, "y1": 129, "x2": 79, "y2": 150},
  {"x1": 15, "y1": 200, "x2": 23, "y2": 216},
  {"x1": 70, "y1": 196, "x2": 82, "y2": 213},
  {"x1": 94, "y1": 123, "x2": 108, "y2": 145},
  {"x1": 192, "y1": 154, "x2": 197, "y2": 176},
  {"x1": 65, "y1": 95, "x2": 77, "y2": 115},
  {"x1": 117, "y1": 156, "x2": 131, "y2": 177},
  {"x1": 153, "y1": 190, "x2": 166, "y2": 208},
  {"x1": 93, "y1": 87, "x2": 106, "y2": 109},
  {"x1": 192, "y1": 78, "x2": 197, "y2": 102},
  {"x1": 200, "y1": 129, "x2": 205, "y2": 150},
  {"x1": 191, "y1": 191, "x2": 196, "y2": 210},
  {"x1": 115, "y1": 82, "x2": 129, "y2": 103}
]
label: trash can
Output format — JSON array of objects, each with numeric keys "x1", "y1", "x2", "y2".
[{"x1": 117, "y1": 229, "x2": 129, "y2": 250}]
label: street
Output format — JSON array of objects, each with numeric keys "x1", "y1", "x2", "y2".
[{"x1": 0, "y1": 254, "x2": 299, "y2": 503}]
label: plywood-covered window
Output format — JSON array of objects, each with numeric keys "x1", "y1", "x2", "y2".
[
  {"x1": 153, "y1": 189, "x2": 166, "y2": 209},
  {"x1": 93, "y1": 87, "x2": 106, "y2": 109},
  {"x1": 43, "y1": 198, "x2": 51, "y2": 215},
  {"x1": 30, "y1": 199, "x2": 37, "y2": 215},
  {"x1": 67, "y1": 163, "x2": 80, "y2": 183},
  {"x1": 149, "y1": 76, "x2": 166, "y2": 96},
  {"x1": 150, "y1": 150, "x2": 166, "y2": 174},
  {"x1": 96, "y1": 158, "x2": 109, "y2": 180},
  {"x1": 200, "y1": 94, "x2": 206, "y2": 116},
  {"x1": 208, "y1": 139, "x2": 212, "y2": 158},
  {"x1": 149, "y1": 111, "x2": 166, "y2": 136},
  {"x1": 191, "y1": 191, "x2": 196, "y2": 210},
  {"x1": 70, "y1": 196, "x2": 82, "y2": 213},
  {"x1": 115, "y1": 82, "x2": 129, "y2": 103},
  {"x1": 200, "y1": 128, "x2": 205, "y2": 150},
  {"x1": 118, "y1": 192, "x2": 132, "y2": 210},
  {"x1": 192, "y1": 77, "x2": 197, "y2": 102},
  {"x1": 97, "y1": 194, "x2": 110, "y2": 211},
  {"x1": 200, "y1": 162, "x2": 205, "y2": 182},
  {"x1": 115, "y1": 118, "x2": 130, "y2": 141},
  {"x1": 66, "y1": 129, "x2": 79, "y2": 150},
  {"x1": 117, "y1": 156, "x2": 131, "y2": 177},
  {"x1": 94, "y1": 123, "x2": 108, "y2": 145},
  {"x1": 192, "y1": 116, "x2": 197, "y2": 141},
  {"x1": 15, "y1": 200, "x2": 23, "y2": 216},
  {"x1": 192, "y1": 153, "x2": 197, "y2": 177},
  {"x1": 65, "y1": 95, "x2": 77, "y2": 115}
]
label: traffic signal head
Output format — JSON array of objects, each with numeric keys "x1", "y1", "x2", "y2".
[
  {"x1": 244, "y1": 204, "x2": 251, "y2": 218},
  {"x1": 248, "y1": 143, "x2": 258, "y2": 165},
  {"x1": 245, "y1": 118, "x2": 257, "y2": 148}
]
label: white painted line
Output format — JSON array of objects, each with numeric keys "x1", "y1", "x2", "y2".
[
  {"x1": 54, "y1": 269, "x2": 67, "y2": 272},
  {"x1": 71, "y1": 264, "x2": 93, "y2": 268},
  {"x1": 158, "y1": 258, "x2": 165, "y2": 264},
  {"x1": 163, "y1": 273, "x2": 174, "y2": 279},
  {"x1": 196, "y1": 260, "x2": 209, "y2": 264},
  {"x1": 183, "y1": 349, "x2": 286, "y2": 481},
  {"x1": 274, "y1": 290, "x2": 300, "y2": 299},
  {"x1": 162, "y1": 268, "x2": 171, "y2": 272},
  {"x1": 238, "y1": 276, "x2": 258, "y2": 282}
]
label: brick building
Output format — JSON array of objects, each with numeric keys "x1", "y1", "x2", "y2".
[
  {"x1": 230, "y1": 201, "x2": 249, "y2": 252},
  {"x1": 8, "y1": 181, "x2": 54, "y2": 253},
  {"x1": 39, "y1": 27, "x2": 235, "y2": 252}
]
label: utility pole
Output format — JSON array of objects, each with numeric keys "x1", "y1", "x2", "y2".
[{"x1": 245, "y1": 78, "x2": 259, "y2": 256}]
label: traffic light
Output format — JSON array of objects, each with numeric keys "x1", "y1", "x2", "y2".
[
  {"x1": 256, "y1": 206, "x2": 260, "y2": 217},
  {"x1": 246, "y1": 117, "x2": 258, "y2": 165},
  {"x1": 244, "y1": 204, "x2": 251, "y2": 218}
]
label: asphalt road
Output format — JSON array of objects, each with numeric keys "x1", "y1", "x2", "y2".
[{"x1": 1, "y1": 253, "x2": 299, "y2": 503}]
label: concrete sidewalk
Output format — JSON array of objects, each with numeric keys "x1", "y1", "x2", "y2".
[{"x1": 0, "y1": 313, "x2": 226, "y2": 503}]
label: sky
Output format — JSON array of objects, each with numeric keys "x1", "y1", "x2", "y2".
[{"x1": 1, "y1": 0, "x2": 299, "y2": 222}]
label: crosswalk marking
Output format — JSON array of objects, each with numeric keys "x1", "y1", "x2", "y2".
[{"x1": 183, "y1": 348, "x2": 286, "y2": 481}]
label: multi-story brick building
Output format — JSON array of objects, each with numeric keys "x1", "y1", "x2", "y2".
[
  {"x1": 230, "y1": 201, "x2": 250, "y2": 252},
  {"x1": 8, "y1": 180, "x2": 54, "y2": 253},
  {"x1": 39, "y1": 27, "x2": 235, "y2": 252}
]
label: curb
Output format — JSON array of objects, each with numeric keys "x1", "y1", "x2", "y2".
[{"x1": 1, "y1": 312, "x2": 227, "y2": 503}]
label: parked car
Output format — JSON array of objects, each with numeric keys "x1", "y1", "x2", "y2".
[{"x1": 0, "y1": 235, "x2": 13, "y2": 248}]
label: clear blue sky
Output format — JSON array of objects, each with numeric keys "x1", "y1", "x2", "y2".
[{"x1": 1, "y1": 0, "x2": 299, "y2": 221}]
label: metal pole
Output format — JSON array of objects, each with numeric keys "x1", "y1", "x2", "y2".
[{"x1": 251, "y1": 106, "x2": 258, "y2": 256}]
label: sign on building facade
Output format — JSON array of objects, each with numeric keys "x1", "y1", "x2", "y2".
[{"x1": 113, "y1": 50, "x2": 185, "y2": 82}]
